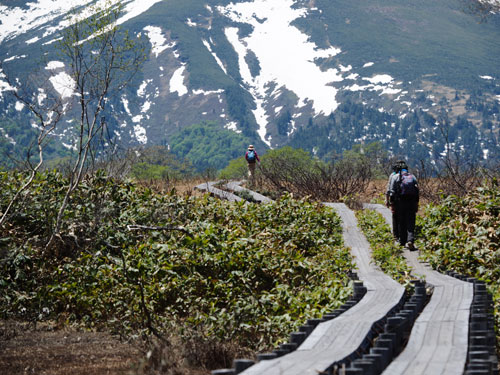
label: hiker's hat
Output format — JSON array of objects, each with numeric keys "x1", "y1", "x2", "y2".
[
  {"x1": 397, "y1": 160, "x2": 408, "y2": 171},
  {"x1": 248, "y1": 144, "x2": 254, "y2": 150}
]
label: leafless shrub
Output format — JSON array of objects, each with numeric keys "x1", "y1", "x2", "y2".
[
  {"x1": 134, "y1": 331, "x2": 245, "y2": 375},
  {"x1": 0, "y1": 65, "x2": 63, "y2": 228},
  {"x1": 417, "y1": 162, "x2": 497, "y2": 203},
  {"x1": 413, "y1": 119, "x2": 498, "y2": 202},
  {"x1": 259, "y1": 148, "x2": 373, "y2": 201}
]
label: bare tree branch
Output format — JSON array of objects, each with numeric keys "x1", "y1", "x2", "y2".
[
  {"x1": 0, "y1": 65, "x2": 64, "y2": 227},
  {"x1": 47, "y1": 0, "x2": 147, "y2": 247}
]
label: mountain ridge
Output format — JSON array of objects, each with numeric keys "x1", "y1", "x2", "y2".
[{"x1": 0, "y1": 0, "x2": 499, "y2": 170}]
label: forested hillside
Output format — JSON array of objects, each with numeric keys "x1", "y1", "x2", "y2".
[{"x1": 1, "y1": 0, "x2": 499, "y2": 171}]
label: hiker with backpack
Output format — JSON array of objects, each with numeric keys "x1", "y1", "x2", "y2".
[
  {"x1": 245, "y1": 144, "x2": 260, "y2": 186},
  {"x1": 388, "y1": 161, "x2": 419, "y2": 250}
]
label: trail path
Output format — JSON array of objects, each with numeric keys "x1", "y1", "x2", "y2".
[
  {"x1": 364, "y1": 204, "x2": 474, "y2": 375},
  {"x1": 239, "y1": 203, "x2": 404, "y2": 375},
  {"x1": 199, "y1": 183, "x2": 491, "y2": 374}
]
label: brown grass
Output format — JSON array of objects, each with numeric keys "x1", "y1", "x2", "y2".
[
  {"x1": 0, "y1": 321, "x2": 245, "y2": 375},
  {"x1": 135, "y1": 178, "x2": 212, "y2": 198},
  {"x1": 0, "y1": 321, "x2": 141, "y2": 375}
]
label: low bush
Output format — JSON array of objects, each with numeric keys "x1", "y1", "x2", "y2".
[
  {"x1": 0, "y1": 170, "x2": 354, "y2": 370},
  {"x1": 417, "y1": 183, "x2": 500, "y2": 353},
  {"x1": 356, "y1": 209, "x2": 413, "y2": 289}
]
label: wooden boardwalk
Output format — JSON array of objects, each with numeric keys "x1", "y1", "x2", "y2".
[
  {"x1": 195, "y1": 181, "x2": 243, "y2": 202},
  {"x1": 363, "y1": 204, "x2": 474, "y2": 375},
  {"x1": 224, "y1": 181, "x2": 273, "y2": 203},
  {"x1": 239, "y1": 203, "x2": 405, "y2": 375},
  {"x1": 203, "y1": 184, "x2": 495, "y2": 374}
]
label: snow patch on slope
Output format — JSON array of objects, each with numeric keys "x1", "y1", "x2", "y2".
[
  {"x1": 143, "y1": 26, "x2": 172, "y2": 57},
  {"x1": 0, "y1": 69, "x2": 15, "y2": 98},
  {"x1": 202, "y1": 39, "x2": 227, "y2": 74},
  {"x1": 346, "y1": 74, "x2": 401, "y2": 95},
  {"x1": 170, "y1": 65, "x2": 188, "y2": 96},
  {"x1": 49, "y1": 71, "x2": 75, "y2": 98},
  {"x1": 133, "y1": 124, "x2": 147, "y2": 144},
  {"x1": 219, "y1": 0, "x2": 344, "y2": 145},
  {"x1": 46, "y1": 61, "x2": 65, "y2": 70},
  {"x1": 0, "y1": 0, "x2": 163, "y2": 44}
]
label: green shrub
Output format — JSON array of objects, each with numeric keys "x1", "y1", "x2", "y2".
[
  {"x1": 418, "y1": 184, "x2": 500, "y2": 352},
  {"x1": 0, "y1": 170, "x2": 354, "y2": 354},
  {"x1": 219, "y1": 157, "x2": 248, "y2": 180},
  {"x1": 356, "y1": 209, "x2": 413, "y2": 289}
]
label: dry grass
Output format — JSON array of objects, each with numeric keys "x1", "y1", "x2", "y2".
[
  {"x1": 0, "y1": 321, "x2": 247, "y2": 375},
  {"x1": 0, "y1": 321, "x2": 142, "y2": 375},
  {"x1": 136, "y1": 178, "x2": 213, "y2": 198}
]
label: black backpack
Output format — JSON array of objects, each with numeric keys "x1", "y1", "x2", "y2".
[{"x1": 398, "y1": 171, "x2": 418, "y2": 196}]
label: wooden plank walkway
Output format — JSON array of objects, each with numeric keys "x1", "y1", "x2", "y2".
[
  {"x1": 363, "y1": 204, "x2": 474, "y2": 375},
  {"x1": 239, "y1": 203, "x2": 405, "y2": 375},
  {"x1": 224, "y1": 181, "x2": 273, "y2": 203},
  {"x1": 195, "y1": 181, "x2": 243, "y2": 202}
]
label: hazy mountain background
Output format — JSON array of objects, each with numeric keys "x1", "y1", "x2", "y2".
[{"x1": 1, "y1": 0, "x2": 499, "y2": 171}]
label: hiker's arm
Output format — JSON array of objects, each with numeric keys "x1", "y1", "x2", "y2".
[
  {"x1": 385, "y1": 175, "x2": 392, "y2": 206},
  {"x1": 414, "y1": 177, "x2": 420, "y2": 210},
  {"x1": 388, "y1": 175, "x2": 399, "y2": 203}
]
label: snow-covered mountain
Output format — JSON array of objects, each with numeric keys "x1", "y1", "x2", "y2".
[{"x1": 1, "y1": 0, "x2": 499, "y2": 168}]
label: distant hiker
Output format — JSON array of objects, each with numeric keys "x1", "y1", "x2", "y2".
[
  {"x1": 245, "y1": 144, "x2": 260, "y2": 186},
  {"x1": 385, "y1": 162, "x2": 401, "y2": 243},
  {"x1": 388, "y1": 160, "x2": 419, "y2": 250}
]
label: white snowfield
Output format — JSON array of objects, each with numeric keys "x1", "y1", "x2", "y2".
[
  {"x1": 219, "y1": 0, "x2": 343, "y2": 145},
  {"x1": 0, "y1": 0, "x2": 163, "y2": 44},
  {"x1": 217, "y1": 0, "x2": 409, "y2": 145}
]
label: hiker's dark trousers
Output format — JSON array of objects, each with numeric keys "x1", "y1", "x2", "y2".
[{"x1": 396, "y1": 198, "x2": 417, "y2": 246}]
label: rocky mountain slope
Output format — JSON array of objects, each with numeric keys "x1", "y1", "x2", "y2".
[{"x1": 0, "y1": 0, "x2": 499, "y2": 169}]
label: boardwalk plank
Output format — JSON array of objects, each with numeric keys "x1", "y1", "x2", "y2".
[
  {"x1": 363, "y1": 204, "x2": 473, "y2": 375},
  {"x1": 224, "y1": 181, "x2": 273, "y2": 203},
  {"x1": 195, "y1": 181, "x2": 243, "y2": 202},
  {"x1": 240, "y1": 203, "x2": 404, "y2": 375}
]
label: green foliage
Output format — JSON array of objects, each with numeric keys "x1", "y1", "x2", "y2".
[
  {"x1": 262, "y1": 146, "x2": 316, "y2": 176},
  {"x1": 129, "y1": 145, "x2": 194, "y2": 180},
  {"x1": 418, "y1": 185, "x2": 500, "y2": 282},
  {"x1": 219, "y1": 157, "x2": 248, "y2": 180},
  {"x1": 344, "y1": 142, "x2": 389, "y2": 179},
  {"x1": 130, "y1": 163, "x2": 172, "y2": 180},
  {"x1": 0, "y1": 170, "x2": 353, "y2": 353},
  {"x1": 356, "y1": 209, "x2": 413, "y2": 288},
  {"x1": 169, "y1": 122, "x2": 250, "y2": 172},
  {"x1": 418, "y1": 184, "x2": 500, "y2": 349}
]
